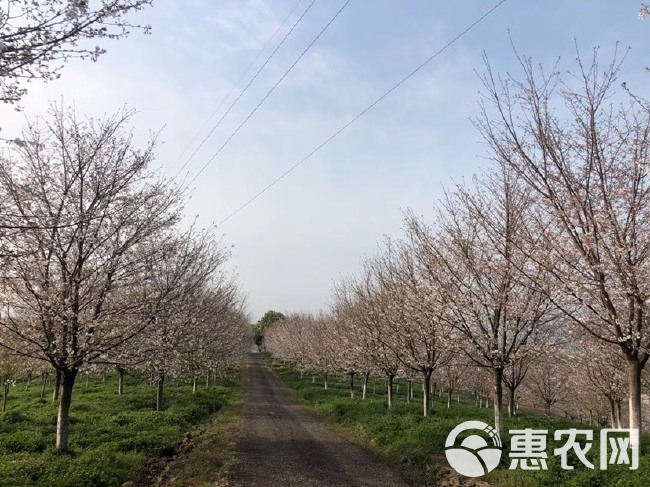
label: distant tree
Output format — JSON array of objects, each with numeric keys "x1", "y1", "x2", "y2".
[
  {"x1": 0, "y1": 0, "x2": 154, "y2": 106},
  {"x1": 525, "y1": 354, "x2": 571, "y2": 417},
  {"x1": 255, "y1": 310, "x2": 285, "y2": 351},
  {"x1": 257, "y1": 310, "x2": 285, "y2": 330},
  {"x1": 577, "y1": 337, "x2": 627, "y2": 428},
  {"x1": 365, "y1": 236, "x2": 453, "y2": 417},
  {"x1": 0, "y1": 348, "x2": 21, "y2": 412},
  {"x1": 332, "y1": 271, "x2": 401, "y2": 409}
]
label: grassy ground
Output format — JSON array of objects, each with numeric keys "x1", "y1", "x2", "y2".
[
  {"x1": 268, "y1": 357, "x2": 650, "y2": 487},
  {"x1": 152, "y1": 369, "x2": 246, "y2": 487},
  {"x1": 0, "y1": 370, "x2": 243, "y2": 487}
]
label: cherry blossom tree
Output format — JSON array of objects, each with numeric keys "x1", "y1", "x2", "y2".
[
  {"x1": 332, "y1": 271, "x2": 401, "y2": 408},
  {"x1": 115, "y1": 229, "x2": 236, "y2": 410},
  {"x1": 476, "y1": 47, "x2": 650, "y2": 437},
  {"x1": 502, "y1": 355, "x2": 529, "y2": 417},
  {"x1": 525, "y1": 353, "x2": 571, "y2": 417},
  {"x1": 0, "y1": 347, "x2": 22, "y2": 411},
  {"x1": 0, "y1": 104, "x2": 181, "y2": 452},
  {"x1": 574, "y1": 336, "x2": 627, "y2": 428},
  {"x1": 405, "y1": 165, "x2": 557, "y2": 436},
  {"x1": 328, "y1": 305, "x2": 374, "y2": 398},
  {"x1": 265, "y1": 312, "x2": 342, "y2": 391},
  {"x1": 441, "y1": 355, "x2": 464, "y2": 409},
  {"x1": 367, "y1": 235, "x2": 453, "y2": 416}
]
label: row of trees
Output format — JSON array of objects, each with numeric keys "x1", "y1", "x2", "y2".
[
  {"x1": 266, "y1": 312, "x2": 633, "y2": 426},
  {"x1": 266, "y1": 49, "x2": 650, "y2": 442},
  {"x1": 0, "y1": 105, "x2": 251, "y2": 452}
]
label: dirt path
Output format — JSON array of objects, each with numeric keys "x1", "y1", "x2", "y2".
[{"x1": 228, "y1": 354, "x2": 410, "y2": 487}]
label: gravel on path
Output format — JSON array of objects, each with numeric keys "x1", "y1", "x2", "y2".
[{"x1": 228, "y1": 354, "x2": 410, "y2": 487}]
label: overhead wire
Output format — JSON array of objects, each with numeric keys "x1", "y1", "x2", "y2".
[
  {"x1": 212, "y1": 0, "x2": 508, "y2": 228},
  {"x1": 169, "y1": 0, "x2": 307, "y2": 177},
  {"x1": 183, "y1": 0, "x2": 352, "y2": 188},
  {"x1": 173, "y1": 0, "x2": 320, "y2": 182}
]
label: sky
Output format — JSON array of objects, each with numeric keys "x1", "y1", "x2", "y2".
[{"x1": 1, "y1": 1, "x2": 649, "y2": 320}]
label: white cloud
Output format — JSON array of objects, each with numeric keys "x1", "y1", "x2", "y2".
[{"x1": 205, "y1": 0, "x2": 285, "y2": 52}]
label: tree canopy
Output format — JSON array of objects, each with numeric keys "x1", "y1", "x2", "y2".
[
  {"x1": 0, "y1": 0, "x2": 153, "y2": 106},
  {"x1": 254, "y1": 310, "x2": 285, "y2": 348}
]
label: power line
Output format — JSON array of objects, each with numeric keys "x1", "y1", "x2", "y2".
[
  {"x1": 213, "y1": 0, "x2": 508, "y2": 228},
  {"x1": 169, "y1": 0, "x2": 307, "y2": 177},
  {"x1": 184, "y1": 0, "x2": 352, "y2": 189},
  {"x1": 173, "y1": 0, "x2": 319, "y2": 182}
]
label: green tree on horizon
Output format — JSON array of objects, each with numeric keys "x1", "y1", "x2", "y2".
[{"x1": 254, "y1": 310, "x2": 285, "y2": 351}]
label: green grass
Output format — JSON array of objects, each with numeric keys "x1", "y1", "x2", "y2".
[
  {"x1": 268, "y1": 358, "x2": 650, "y2": 487},
  {"x1": 152, "y1": 375, "x2": 246, "y2": 487},
  {"x1": 0, "y1": 370, "x2": 242, "y2": 487}
]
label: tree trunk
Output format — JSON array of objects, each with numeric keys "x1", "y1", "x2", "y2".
[
  {"x1": 626, "y1": 358, "x2": 643, "y2": 442},
  {"x1": 324, "y1": 373, "x2": 328, "y2": 390},
  {"x1": 192, "y1": 376, "x2": 198, "y2": 394},
  {"x1": 610, "y1": 398, "x2": 617, "y2": 428},
  {"x1": 423, "y1": 370, "x2": 432, "y2": 417},
  {"x1": 507, "y1": 385, "x2": 516, "y2": 417},
  {"x1": 407, "y1": 380, "x2": 412, "y2": 404},
  {"x1": 616, "y1": 400, "x2": 623, "y2": 429},
  {"x1": 117, "y1": 368, "x2": 124, "y2": 395},
  {"x1": 24, "y1": 372, "x2": 32, "y2": 391},
  {"x1": 156, "y1": 374, "x2": 165, "y2": 411},
  {"x1": 205, "y1": 369, "x2": 211, "y2": 388},
  {"x1": 53, "y1": 369, "x2": 62, "y2": 402},
  {"x1": 2, "y1": 381, "x2": 9, "y2": 412},
  {"x1": 349, "y1": 372, "x2": 355, "y2": 399},
  {"x1": 40, "y1": 373, "x2": 47, "y2": 400},
  {"x1": 387, "y1": 374, "x2": 395, "y2": 410},
  {"x1": 362, "y1": 371, "x2": 370, "y2": 400},
  {"x1": 447, "y1": 389, "x2": 452, "y2": 409},
  {"x1": 56, "y1": 369, "x2": 78, "y2": 453},
  {"x1": 493, "y1": 368, "x2": 504, "y2": 437}
]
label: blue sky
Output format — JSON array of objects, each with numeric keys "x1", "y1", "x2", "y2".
[{"x1": 1, "y1": 1, "x2": 648, "y2": 319}]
